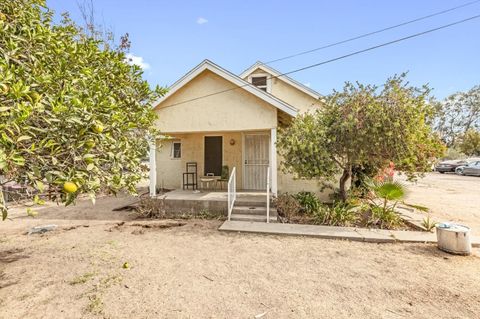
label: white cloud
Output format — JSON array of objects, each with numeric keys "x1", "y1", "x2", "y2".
[
  {"x1": 196, "y1": 17, "x2": 208, "y2": 25},
  {"x1": 304, "y1": 82, "x2": 311, "y2": 87},
  {"x1": 125, "y1": 53, "x2": 150, "y2": 70}
]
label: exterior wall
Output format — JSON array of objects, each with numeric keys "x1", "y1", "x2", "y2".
[
  {"x1": 277, "y1": 171, "x2": 334, "y2": 202},
  {"x1": 155, "y1": 70, "x2": 277, "y2": 133},
  {"x1": 155, "y1": 139, "x2": 182, "y2": 189},
  {"x1": 156, "y1": 131, "x2": 265, "y2": 190},
  {"x1": 247, "y1": 68, "x2": 321, "y2": 114}
]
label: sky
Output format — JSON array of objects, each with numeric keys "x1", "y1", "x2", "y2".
[{"x1": 46, "y1": 0, "x2": 480, "y2": 99}]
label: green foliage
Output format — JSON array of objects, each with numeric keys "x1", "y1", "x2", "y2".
[
  {"x1": 221, "y1": 165, "x2": 229, "y2": 179},
  {"x1": 312, "y1": 201, "x2": 358, "y2": 227},
  {"x1": 435, "y1": 85, "x2": 480, "y2": 147},
  {"x1": 363, "y1": 180, "x2": 407, "y2": 229},
  {"x1": 0, "y1": 0, "x2": 166, "y2": 218},
  {"x1": 294, "y1": 191, "x2": 320, "y2": 215},
  {"x1": 402, "y1": 202, "x2": 429, "y2": 213},
  {"x1": 369, "y1": 180, "x2": 406, "y2": 201},
  {"x1": 457, "y1": 129, "x2": 480, "y2": 156},
  {"x1": 278, "y1": 74, "x2": 445, "y2": 201},
  {"x1": 366, "y1": 204, "x2": 403, "y2": 229},
  {"x1": 422, "y1": 215, "x2": 436, "y2": 232}
]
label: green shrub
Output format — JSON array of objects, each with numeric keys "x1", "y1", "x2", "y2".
[
  {"x1": 366, "y1": 205, "x2": 402, "y2": 229},
  {"x1": 361, "y1": 179, "x2": 406, "y2": 229},
  {"x1": 313, "y1": 202, "x2": 358, "y2": 227},
  {"x1": 294, "y1": 191, "x2": 321, "y2": 215}
]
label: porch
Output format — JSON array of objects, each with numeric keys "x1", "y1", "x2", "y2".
[
  {"x1": 149, "y1": 129, "x2": 278, "y2": 196},
  {"x1": 153, "y1": 189, "x2": 277, "y2": 222}
]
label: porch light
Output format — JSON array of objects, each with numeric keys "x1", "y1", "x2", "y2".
[{"x1": 229, "y1": 138, "x2": 235, "y2": 146}]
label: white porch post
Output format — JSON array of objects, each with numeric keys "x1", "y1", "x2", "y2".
[
  {"x1": 270, "y1": 128, "x2": 278, "y2": 196},
  {"x1": 149, "y1": 139, "x2": 157, "y2": 197}
]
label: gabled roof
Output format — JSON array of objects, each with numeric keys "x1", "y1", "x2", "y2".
[
  {"x1": 240, "y1": 61, "x2": 322, "y2": 99},
  {"x1": 153, "y1": 60, "x2": 298, "y2": 117}
]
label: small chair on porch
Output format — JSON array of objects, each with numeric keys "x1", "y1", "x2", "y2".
[
  {"x1": 182, "y1": 162, "x2": 198, "y2": 190},
  {"x1": 200, "y1": 173, "x2": 216, "y2": 190},
  {"x1": 215, "y1": 165, "x2": 229, "y2": 190}
]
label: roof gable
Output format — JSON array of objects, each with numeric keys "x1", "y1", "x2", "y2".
[
  {"x1": 154, "y1": 60, "x2": 298, "y2": 117},
  {"x1": 240, "y1": 62, "x2": 322, "y2": 100}
]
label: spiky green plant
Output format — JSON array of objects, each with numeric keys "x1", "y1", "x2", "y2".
[{"x1": 364, "y1": 179, "x2": 407, "y2": 229}]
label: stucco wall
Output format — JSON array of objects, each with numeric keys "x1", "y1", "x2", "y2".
[
  {"x1": 155, "y1": 70, "x2": 277, "y2": 133},
  {"x1": 155, "y1": 139, "x2": 182, "y2": 189},
  {"x1": 156, "y1": 131, "x2": 247, "y2": 190},
  {"x1": 247, "y1": 68, "x2": 321, "y2": 114}
]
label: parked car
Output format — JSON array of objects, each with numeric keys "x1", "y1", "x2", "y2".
[
  {"x1": 435, "y1": 160, "x2": 468, "y2": 173},
  {"x1": 455, "y1": 161, "x2": 480, "y2": 176}
]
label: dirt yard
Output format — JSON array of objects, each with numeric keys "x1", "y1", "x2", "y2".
[
  {"x1": 0, "y1": 192, "x2": 480, "y2": 318},
  {"x1": 1, "y1": 175, "x2": 480, "y2": 319},
  {"x1": 399, "y1": 172, "x2": 480, "y2": 235}
]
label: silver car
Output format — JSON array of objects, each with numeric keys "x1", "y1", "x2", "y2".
[{"x1": 455, "y1": 161, "x2": 480, "y2": 176}]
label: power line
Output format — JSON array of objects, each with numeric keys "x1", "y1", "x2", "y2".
[
  {"x1": 264, "y1": 0, "x2": 480, "y2": 64},
  {"x1": 161, "y1": 14, "x2": 480, "y2": 108}
]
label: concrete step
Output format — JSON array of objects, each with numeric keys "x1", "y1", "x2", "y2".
[
  {"x1": 232, "y1": 206, "x2": 277, "y2": 216},
  {"x1": 230, "y1": 213, "x2": 278, "y2": 223},
  {"x1": 234, "y1": 200, "x2": 268, "y2": 207}
]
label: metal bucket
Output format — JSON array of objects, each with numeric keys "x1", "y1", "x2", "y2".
[{"x1": 436, "y1": 223, "x2": 471, "y2": 255}]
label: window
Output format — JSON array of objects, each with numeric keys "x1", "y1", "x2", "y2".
[
  {"x1": 250, "y1": 75, "x2": 269, "y2": 92},
  {"x1": 171, "y1": 142, "x2": 181, "y2": 159}
]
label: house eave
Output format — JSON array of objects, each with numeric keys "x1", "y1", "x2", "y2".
[
  {"x1": 153, "y1": 59, "x2": 298, "y2": 117},
  {"x1": 239, "y1": 61, "x2": 322, "y2": 100}
]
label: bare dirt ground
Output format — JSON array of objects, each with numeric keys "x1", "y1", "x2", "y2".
[
  {"x1": 0, "y1": 194, "x2": 479, "y2": 318},
  {"x1": 399, "y1": 172, "x2": 480, "y2": 235}
]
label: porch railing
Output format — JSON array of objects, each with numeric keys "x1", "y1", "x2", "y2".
[
  {"x1": 227, "y1": 167, "x2": 236, "y2": 221},
  {"x1": 266, "y1": 166, "x2": 270, "y2": 223}
]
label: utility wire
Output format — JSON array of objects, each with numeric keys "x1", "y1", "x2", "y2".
[
  {"x1": 161, "y1": 14, "x2": 480, "y2": 108},
  {"x1": 264, "y1": 0, "x2": 480, "y2": 64}
]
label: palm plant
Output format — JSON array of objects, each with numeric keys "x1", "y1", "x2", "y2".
[
  {"x1": 371, "y1": 180, "x2": 407, "y2": 212},
  {"x1": 365, "y1": 179, "x2": 407, "y2": 229}
]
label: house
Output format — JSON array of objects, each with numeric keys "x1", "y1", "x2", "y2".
[{"x1": 149, "y1": 59, "x2": 329, "y2": 201}]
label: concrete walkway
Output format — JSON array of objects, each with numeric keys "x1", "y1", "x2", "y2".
[{"x1": 219, "y1": 220, "x2": 480, "y2": 246}]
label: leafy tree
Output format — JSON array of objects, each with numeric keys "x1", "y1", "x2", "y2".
[
  {"x1": 0, "y1": 0, "x2": 165, "y2": 219},
  {"x1": 458, "y1": 129, "x2": 480, "y2": 156},
  {"x1": 277, "y1": 74, "x2": 444, "y2": 201},
  {"x1": 435, "y1": 85, "x2": 480, "y2": 146}
]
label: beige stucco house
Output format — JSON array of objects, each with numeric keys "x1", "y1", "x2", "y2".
[{"x1": 149, "y1": 60, "x2": 326, "y2": 198}]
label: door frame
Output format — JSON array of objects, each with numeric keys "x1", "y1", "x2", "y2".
[
  {"x1": 203, "y1": 135, "x2": 223, "y2": 176},
  {"x1": 242, "y1": 131, "x2": 270, "y2": 190}
]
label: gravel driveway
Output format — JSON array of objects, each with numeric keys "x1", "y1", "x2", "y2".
[{"x1": 399, "y1": 172, "x2": 480, "y2": 235}]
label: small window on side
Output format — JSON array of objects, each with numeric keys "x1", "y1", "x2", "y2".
[
  {"x1": 251, "y1": 76, "x2": 268, "y2": 92},
  {"x1": 171, "y1": 142, "x2": 181, "y2": 159}
]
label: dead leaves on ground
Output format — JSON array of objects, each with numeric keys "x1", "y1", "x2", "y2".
[{"x1": 107, "y1": 220, "x2": 187, "y2": 235}]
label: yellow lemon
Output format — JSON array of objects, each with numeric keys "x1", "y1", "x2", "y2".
[
  {"x1": 63, "y1": 182, "x2": 78, "y2": 193},
  {"x1": 92, "y1": 123, "x2": 104, "y2": 134},
  {"x1": 85, "y1": 140, "x2": 95, "y2": 148}
]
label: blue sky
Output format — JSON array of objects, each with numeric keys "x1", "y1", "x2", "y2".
[{"x1": 47, "y1": 0, "x2": 480, "y2": 99}]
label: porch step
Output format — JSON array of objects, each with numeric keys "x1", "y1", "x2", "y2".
[
  {"x1": 230, "y1": 213, "x2": 278, "y2": 223},
  {"x1": 232, "y1": 206, "x2": 277, "y2": 216},
  {"x1": 234, "y1": 200, "x2": 268, "y2": 207}
]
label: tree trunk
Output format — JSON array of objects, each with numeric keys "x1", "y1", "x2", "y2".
[{"x1": 338, "y1": 168, "x2": 351, "y2": 202}]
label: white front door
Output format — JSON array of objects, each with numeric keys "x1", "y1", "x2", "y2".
[{"x1": 244, "y1": 134, "x2": 270, "y2": 190}]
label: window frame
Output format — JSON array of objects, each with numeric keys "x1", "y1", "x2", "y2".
[
  {"x1": 171, "y1": 141, "x2": 182, "y2": 159},
  {"x1": 248, "y1": 73, "x2": 271, "y2": 93}
]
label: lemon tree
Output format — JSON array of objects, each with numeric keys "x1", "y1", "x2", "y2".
[{"x1": 0, "y1": 0, "x2": 165, "y2": 219}]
